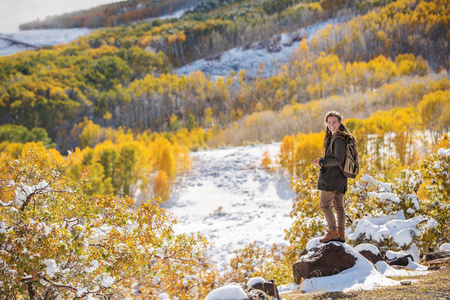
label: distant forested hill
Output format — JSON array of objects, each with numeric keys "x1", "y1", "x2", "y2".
[{"x1": 19, "y1": 0, "x2": 206, "y2": 30}]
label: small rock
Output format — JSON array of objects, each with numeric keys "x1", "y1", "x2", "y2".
[{"x1": 400, "y1": 280, "x2": 411, "y2": 285}]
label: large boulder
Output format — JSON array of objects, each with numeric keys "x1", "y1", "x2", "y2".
[{"x1": 292, "y1": 241, "x2": 357, "y2": 284}]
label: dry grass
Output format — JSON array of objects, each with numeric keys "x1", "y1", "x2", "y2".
[{"x1": 282, "y1": 266, "x2": 450, "y2": 300}]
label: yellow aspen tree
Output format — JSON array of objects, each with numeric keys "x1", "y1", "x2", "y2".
[
  {"x1": 418, "y1": 90, "x2": 450, "y2": 144},
  {"x1": 154, "y1": 170, "x2": 170, "y2": 201},
  {"x1": 279, "y1": 135, "x2": 296, "y2": 175},
  {"x1": 158, "y1": 143, "x2": 177, "y2": 181}
]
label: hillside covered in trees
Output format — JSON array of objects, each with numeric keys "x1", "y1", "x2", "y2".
[
  {"x1": 1, "y1": 0, "x2": 448, "y2": 149},
  {"x1": 1, "y1": 0, "x2": 449, "y2": 298}
]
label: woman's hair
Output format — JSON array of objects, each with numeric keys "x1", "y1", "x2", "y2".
[{"x1": 323, "y1": 111, "x2": 356, "y2": 151}]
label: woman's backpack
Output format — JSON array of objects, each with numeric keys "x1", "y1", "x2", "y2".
[{"x1": 330, "y1": 136, "x2": 359, "y2": 178}]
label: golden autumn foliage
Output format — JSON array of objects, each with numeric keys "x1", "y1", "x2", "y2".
[
  {"x1": 154, "y1": 170, "x2": 170, "y2": 201},
  {"x1": 0, "y1": 0, "x2": 447, "y2": 152},
  {"x1": 418, "y1": 90, "x2": 450, "y2": 144},
  {"x1": 346, "y1": 107, "x2": 421, "y2": 165},
  {"x1": 68, "y1": 132, "x2": 191, "y2": 198},
  {"x1": 0, "y1": 145, "x2": 216, "y2": 299},
  {"x1": 306, "y1": 0, "x2": 449, "y2": 68},
  {"x1": 261, "y1": 149, "x2": 275, "y2": 171},
  {"x1": 1, "y1": 120, "x2": 193, "y2": 201},
  {"x1": 279, "y1": 132, "x2": 325, "y2": 178}
]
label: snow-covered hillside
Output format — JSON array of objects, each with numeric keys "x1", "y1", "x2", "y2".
[
  {"x1": 162, "y1": 142, "x2": 296, "y2": 270},
  {"x1": 0, "y1": 28, "x2": 91, "y2": 57},
  {"x1": 176, "y1": 19, "x2": 337, "y2": 79}
]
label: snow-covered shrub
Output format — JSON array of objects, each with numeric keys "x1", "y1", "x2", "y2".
[
  {"x1": 0, "y1": 146, "x2": 215, "y2": 299},
  {"x1": 415, "y1": 144, "x2": 450, "y2": 252},
  {"x1": 346, "y1": 144, "x2": 449, "y2": 256},
  {"x1": 345, "y1": 162, "x2": 425, "y2": 252}
]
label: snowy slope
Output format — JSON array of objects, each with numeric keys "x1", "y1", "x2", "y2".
[
  {"x1": 162, "y1": 142, "x2": 296, "y2": 270},
  {"x1": 0, "y1": 28, "x2": 92, "y2": 57},
  {"x1": 175, "y1": 19, "x2": 337, "y2": 79}
]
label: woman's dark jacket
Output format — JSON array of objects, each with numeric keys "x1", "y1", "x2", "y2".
[{"x1": 318, "y1": 132, "x2": 348, "y2": 194}]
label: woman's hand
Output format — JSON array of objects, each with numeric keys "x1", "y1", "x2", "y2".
[{"x1": 312, "y1": 158, "x2": 321, "y2": 167}]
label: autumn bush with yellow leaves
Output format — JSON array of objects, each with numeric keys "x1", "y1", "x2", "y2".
[{"x1": 0, "y1": 144, "x2": 217, "y2": 299}]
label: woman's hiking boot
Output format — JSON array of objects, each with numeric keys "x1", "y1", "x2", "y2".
[
  {"x1": 320, "y1": 230, "x2": 340, "y2": 243},
  {"x1": 339, "y1": 231, "x2": 345, "y2": 243}
]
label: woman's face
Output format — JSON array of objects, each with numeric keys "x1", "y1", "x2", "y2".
[{"x1": 327, "y1": 116, "x2": 341, "y2": 134}]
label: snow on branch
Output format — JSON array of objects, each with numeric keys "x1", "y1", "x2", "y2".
[
  {"x1": 367, "y1": 192, "x2": 400, "y2": 203},
  {"x1": 357, "y1": 174, "x2": 392, "y2": 192},
  {"x1": 13, "y1": 180, "x2": 73, "y2": 211}
]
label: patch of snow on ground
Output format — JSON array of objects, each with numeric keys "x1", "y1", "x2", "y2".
[
  {"x1": 163, "y1": 142, "x2": 296, "y2": 271},
  {"x1": 175, "y1": 19, "x2": 337, "y2": 80},
  {"x1": 440, "y1": 243, "x2": 450, "y2": 251},
  {"x1": 205, "y1": 284, "x2": 247, "y2": 300},
  {"x1": 0, "y1": 28, "x2": 91, "y2": 56}
]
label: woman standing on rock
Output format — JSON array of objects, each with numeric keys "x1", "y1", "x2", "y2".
[{"x1": 312, "y1": 111, "x2": 357, "y2": 243}]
